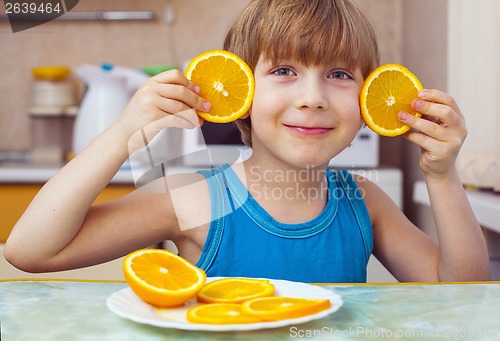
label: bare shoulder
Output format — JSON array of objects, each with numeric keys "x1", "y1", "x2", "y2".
[
  {"x1": 349, "y1": 172, "x2": 406, "y2": 231},
  {"x1": 351, "y1": 173, "x2": 397, "y2": 208}
]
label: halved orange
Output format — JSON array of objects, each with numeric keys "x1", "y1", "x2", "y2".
[
  {"x1": 360, "y1": 63, "x2": 423, "y2": 137},
  {"x1": 196, "y1": 278, "x2": 275, "y2": 304},
  {"x1": 186, "y1": 303, "x2": 261, "y2": 324},
  {"x1": 241, "y1": 297, "x2": 331, "y2": 322},
  {"x1": 123, "y1": 249, "x2": 206, "y2": 307},
  {"x1": 184, "y1": 50, "x2": 255, "y2": 123}
]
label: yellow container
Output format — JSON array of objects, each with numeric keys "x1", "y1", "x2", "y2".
[{"x1": 32, "y1": 66, "x2": 71, "y2": 80}]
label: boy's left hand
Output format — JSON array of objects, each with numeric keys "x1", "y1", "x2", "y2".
[{"x1": 398, "y1": 89, "x2": 467, "y2": 178}]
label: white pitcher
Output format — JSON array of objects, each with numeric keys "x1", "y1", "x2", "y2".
[{"x1": 72, "y1": 64, "x2": 148, "y2": 155}]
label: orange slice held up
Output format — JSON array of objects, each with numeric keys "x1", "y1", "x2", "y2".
[
  {"x1": 184, "y1": 49, "x2": 255, "y2": 123},
  {"x1": 123, "y1": 249, "x2": 206, "y2": 307},
  {"x1": 360, "y1": 63, "x2": 424, "y2": 137}
]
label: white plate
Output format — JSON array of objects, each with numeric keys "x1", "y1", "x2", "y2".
[{"x1": 107, "y1": 277, "x2": 343, "y2": 332}]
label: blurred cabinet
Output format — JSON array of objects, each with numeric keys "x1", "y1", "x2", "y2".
[
  {"x1": 0, "y1": 184, "x2": 134, "y2": 243},
  {"x1": 0, "y1": 184, "x2": 134, "y2": 280}
]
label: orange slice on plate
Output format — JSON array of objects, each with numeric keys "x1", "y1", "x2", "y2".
[
  {"x1": 184, "y1": 49, "x2": 255, "y2": 123},
  {"x1": 187, "y1": 303, "x2": 262, "y2": 325},
  {"x1": 241, "y1": 297, "x2": 331, "y2": 322},
  {"x1": 360, "y1": 63, "x2": 423, "y2": 137},
  {"x1": 123, "y1": 249, "x2": 206, "y2": 307},
  {"x1": 196, "y1": 277, "x2": 275, "y2": 304}
]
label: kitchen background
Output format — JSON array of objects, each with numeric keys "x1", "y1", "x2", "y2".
[{"x1": 1, "y1": 0, "x2": 499, "y2": 280}]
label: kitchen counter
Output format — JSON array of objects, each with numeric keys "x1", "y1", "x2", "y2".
[
  {"x1": 0, "y1": 162, "x2": 216, "y2": 185},
  {"x1": 0, "y1": 164, "x2": 402, "y2": 197},
  {"x1": 413, "y1": 180, "x2": 500, "y2": 234},
  {"x1": 1, "y1": 279, "x2": 500, "y2": 340},
  {"x1": 0, "y1": 163, "x2": 142, "y2": 246},
  {"x1": 0, "y1": 163, "x2": 136, "y2": 184}
]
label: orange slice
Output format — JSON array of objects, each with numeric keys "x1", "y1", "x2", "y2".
[
  {"x1": 196, "y1": 278, "x2": 274, "y2": 304},
  {"x1": 123, "y1": 249, "x2": 206, "y2": 307},
  {"x1": 360, "y1": 63, "x2": 423, "y2": 137},
  {"x1": 241, "y1": 297, "x2": 331, "y2": 322},
  {"x1": 184, "y1": 50, "x2": 255, "y2": 123},
  {"x1": 186, "y1": 303, "x2": 262, "y2": 324}
]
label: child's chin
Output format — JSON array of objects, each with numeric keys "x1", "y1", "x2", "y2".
[{"x1": 284, "y1": 156, "x2": 331, "y2": 170}]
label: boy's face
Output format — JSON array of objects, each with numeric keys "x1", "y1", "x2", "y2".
[{"x1": 248, "y1": 56, "x2": 364, "y2": 169}]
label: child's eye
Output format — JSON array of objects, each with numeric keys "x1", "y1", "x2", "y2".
[
  {"x1": 329, "y1": 70, "x2": 352, "y2": 80},
  {"x1": 272, "y1": 67, "x2": 295, "y2": 76}
]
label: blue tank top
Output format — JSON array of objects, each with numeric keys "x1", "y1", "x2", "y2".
[{"x1": 195, "y1": 164, "x2": 373, "y2": 283}]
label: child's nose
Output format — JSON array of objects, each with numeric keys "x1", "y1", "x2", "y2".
[{"x1": 295, "y1": 77, "x2": 329, "y2": 111}]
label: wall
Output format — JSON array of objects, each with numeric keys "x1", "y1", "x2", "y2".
[
  {"x1": 0, "y1": 0, "x2": 402, "y2": 159},
  {"x1": 354, "y1": 0, "x2": 404, "y2": 169},
  {"x1": 0, "y1": 0, "x2": 248, "y2": 151},
  {"x1": 401, "y1": 0, "x2": 448, "y2": 234}
]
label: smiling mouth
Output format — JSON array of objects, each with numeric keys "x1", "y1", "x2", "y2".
[{"x1": 284, "y1": 125, "x2": 333, "y2": 135}]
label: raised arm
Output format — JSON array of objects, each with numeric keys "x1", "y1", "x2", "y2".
[
  {"x1": 398, "y1": 89, "x2": 490, "y2": 281},
  {"x1": 4, "y1": 70, "x2": 210, "y2": 273}
]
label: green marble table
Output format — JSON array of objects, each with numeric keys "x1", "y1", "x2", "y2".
[{"x1": 1, "y1": 280, "x2": 500, "y2": 340}]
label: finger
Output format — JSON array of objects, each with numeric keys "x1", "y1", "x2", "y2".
[
  {"x1": 154, "y1": 96, "x2": 203, "y2": 128},
  {"x1": 421, "y1": 114, "x2": 442, "y2": 125},
  {"x1": 156, "y1": 83, "x2": 211, "y2": 114},
  {"x1": 417, "y1": 89, "x2": 463, "y2": 119},
  {"x1": 402, "y1": 130, "x2": 438, "y2": 152},
  {"x1": 149, "y1": 69, "x2": 211, "y2": 112},
  {"x1": 151, "y1": 69, "x2": 188, "y2": 85},
  {"x1": 151, "y1": 69, "x2": 202, "y2": 98},
  {"x1": 412, "y1": 99, "x2": 461, "y2": 128},
  {"x1": 155, "y1": 97, "x2": 189, "y2": 117},
  {"x1": 398, "y1": 111, "x2": 446, "y2": 141}
]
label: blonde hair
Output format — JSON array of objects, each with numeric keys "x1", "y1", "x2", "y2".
[{"x1": 223, "y1": 0, "x2": 380, "y2": 147}]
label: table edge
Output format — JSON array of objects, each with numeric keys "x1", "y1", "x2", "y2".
[{"x1": 1, "y1": 278, "x2": 499, "y2": 286}]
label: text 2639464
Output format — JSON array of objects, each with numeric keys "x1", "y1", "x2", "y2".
[{"x1": 5, "y1": 2, "x2": 62, "y2": 14}]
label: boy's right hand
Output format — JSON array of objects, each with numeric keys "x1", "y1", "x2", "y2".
[{"x1": 115, "y1": 69, "x2": 211, "y2": 152}]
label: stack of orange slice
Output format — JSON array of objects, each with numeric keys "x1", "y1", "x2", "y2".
[
  {"x1": 123, "y1": 249, "x2": 331, "y2": 324},
  {"x1": 186, "y1": 278, "x2": 331, "y2": 324}
]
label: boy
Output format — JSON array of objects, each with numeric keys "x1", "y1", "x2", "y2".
[{"x1": 5, "y1": 0, "x2": 490, "y2": 282}]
